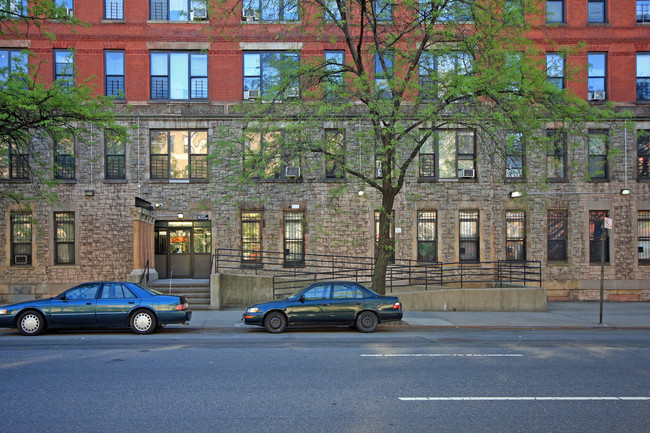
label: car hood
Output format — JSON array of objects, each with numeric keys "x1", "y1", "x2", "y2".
[
  {"x1": 249, "y1": 298, "x2": 292, "y2": 311},
  {"x1": 1, "y1": 298, "x2": 52, "y2": 311}
]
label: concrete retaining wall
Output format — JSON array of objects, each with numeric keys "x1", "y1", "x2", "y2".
[{"x1": 210, "y1": 273, "x2": 547, "y2": 312}]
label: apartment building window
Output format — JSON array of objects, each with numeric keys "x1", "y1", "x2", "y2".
[
  {"x1": 151, "y1": 52, "x2": 207, "y2": 100},
  {"x1": 374, "y1": 0, "x2": 392, "y2": 21},
  {"x1": 325, "y1": 129, "x2": 345, "y2": 179},
  {"x1": 150, "y1": 0, "x2": 207, "y2": 21},
  {"x1": 589, "y1": 210, "x2": 609, "y2": 264},
  {"x1": 243, "y1": 52, "x2": 299, "y2": 99},
  {"x1": 506, "y1": 211, "x2": 526, "y2": 261},
  {"x1": 374, "y1": 52, "x2": 393, "y2": 98},
  {"x1": 588, "y1": 53, "x2": 606, "y2": 100},
  {"x1": 105, "y1": 50, "x2": 125, "y2": 99},
  {"x1": 241, "y1": 211, "x2": 263, "y2": 264},
  {"x1": 639, "y1": 211, "x2": 650, "y2": 263},
  {"x1": 417, "y1": 211, "x2": 437, "y2": 262},
  {"x1": 587, "y1": 0, "x2": 606, "y2": 23},
  {"x1": 548, "y1": 210, "x2": 567, "y2": 262},
  {"x1": 637, "y1": 53, "x2": 650, "y2": 101},
  {"x1": 54, "y1": 137, "x2": 75, "y2": 180},
  {"x1": 505, "y1": 133, "x2": 524, "y2": 180},
  {"x1": 54, "y1": 212, "x2": 75, "y2": 265},
  {"x1": 105, "y1": 134, "x2": 126, "y2": 179},
  {"x1": 546, "y1": 53, "x2": 564, "y2": 90},
  {"x1": 546, "y1": 130, "x2": 566, "y2": 181},
  {"x1": 54, "y1": 50, "x2": 74, "y2": 88},
  {"x1": 503, "y1": 0, "x2": 525, "y2": 25},
  {"x1": 546, "y1": 0, "x2": 564, "y2": 23},
  {"x1": 323, "y1": 0, "x2": 341, "y2": 21},
  {"x1": 284, "y1": 211, "x2": 305, "y2": 266},
  {"x1": 56, "y1": 0, "x2": 73, "y2": 15},
  {"x1": 459, "y1": 210, "x2": 479, "y2": 262},
  {"x1": 375, "y1": 210, "x2": 395, "y2": 263},
  {"x1": 638, "y1": 130, "x2": 650, "y2": 179},
  {"x1": 244, "y1": 130, "x2": 300, "y2": 180},
  {"x1": 104, "y1": 0, "x2": 123, "y2": 19},
  {"x1": 10, "y1": 212, "x2": 31, "y2": 266},
  {"x1": 419, "y1": 134, "x2": 436, "y2": 178},
  {"x1": 243, "y1": 0, "x2": 298, "y2": 21},
  {"x1": 637, "y1": 1, "x2": 650, "y2": 23},
  {"x1": 2, "y1": 0, "x2": 26, "y2": 17},
  {"x1": 0, "y1": 49, "x2": 27, "y2": 79},
  {"x1": 439, "y1": 0, "x2": 473, "y2": 21},
  {"x1": 0, "y1": 138, "x2": 29, "y2": 180},
  {"x1": 418, "y1": 51, "x2": 473, "y2": 99},
  {"x1": 588, "y1": 130, "x2": 608, "y2": 180},
  {"x1": 150, "y1": 130, "x2": 208, "y2": 180},
  {"x1": 438, "y1": 129, "x2": 476, "y2": 179}
]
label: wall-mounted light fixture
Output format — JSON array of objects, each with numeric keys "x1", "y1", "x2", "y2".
[
  {"x1": 155, "y1": 203, "x2": 163, "y2": 208},
  {"x1": 621, "y1": 188, "x2": 632, "y2": 195},
  {"x1": 358, "y1": 191, "x2": 365, "y2": 196},
  {"x1": 85, "y1": 190, "x2": 95, "y2": 197},
  {"x1": 177, "y1": 213, "x2": 184, "y2": 219}
]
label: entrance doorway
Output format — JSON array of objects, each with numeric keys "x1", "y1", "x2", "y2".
[{"x1": 154, "y1": 220, "x2": 211, "y2": 278}]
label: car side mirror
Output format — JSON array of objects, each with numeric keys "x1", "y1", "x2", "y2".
[
  {"x1": 299, "y1": 295, "x2": 305, "y2": 303},
  {"x1": 59, "y1": 295, "x2": 68, "y2": 301}
]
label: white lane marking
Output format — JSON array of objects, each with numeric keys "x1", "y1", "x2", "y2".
[
  {"x1": 399, "y1": 397, "x2": 650, "y2": 401},
  {"x1": 361, "y1": 354, "x2": 523, "y2": 357}
]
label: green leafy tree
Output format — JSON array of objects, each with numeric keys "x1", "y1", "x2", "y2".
[
  {"x1": 210, "y1": 0, "x2": 623, "y2": 294},
  {"x1": 0, "y1": 0, "x2": 126, "y2": 204}
]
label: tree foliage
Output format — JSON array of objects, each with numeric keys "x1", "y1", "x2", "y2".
[{"x1": 209, "y1": 0, "x2": 624, "y2": 293}]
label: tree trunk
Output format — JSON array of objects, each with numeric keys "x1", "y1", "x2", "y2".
[{"x1": 372, "y1": 189, "x2": 395, "y2": 295}]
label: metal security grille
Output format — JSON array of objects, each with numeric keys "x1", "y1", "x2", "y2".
[
  {"x1": 639, "y1": 211, "x2": 650, "y2": 263},
  {"x1": 241, "y1": 211, "x2": 262, "y2": 263},
  {"x1": 10, "y1": 212, "x2": 31, "y2": 265},
  {"x1": 506, "y1": 211, "x2": 525, "y2": 261},
  {"x1": 459, "y1": 210, "x2": 479, "y2": 262},
  {"x1": 417, "y1": 211, "x2": 437, "y2": 262},
  {"x1": 104, "y1": 0, "x2": 123, "y2": 19},
  {"x1": 548, "y1": 210, "x2": 567, "y2": 262},
  {"x1": 284, "y1": 211, "x2": 304, "y2": 266}
]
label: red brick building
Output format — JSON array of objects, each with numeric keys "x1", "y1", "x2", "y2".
[{"x1": 1, "y1": 0, "x2": 650, "y2": 306}]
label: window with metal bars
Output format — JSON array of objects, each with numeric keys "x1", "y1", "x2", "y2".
[
  {"x1": 105, "y1": 50, "x2": 125, "y2": 99},
  {"x1": 104, "y1": 0, "x2": 123, "y2": 19},
  {"x1": 241, "y1": 211, "x2": 263, "y2": 264},
  {"x1": 283, "y1": 211, "x2": 305, "y2": 266},
  {"x1": 459, "y1": 210, "x2": 479, "y2": 262},
  {"x1": 150, "y1": 130, "x2": 208, "y2": 180},
  {"x1": 54, "y1": 137, "x2": 75, "y2": 180},
  {"x1": 417, "y1": 211, "x2": 437, "y2": 262},
  {"x1": 54, "y1": 212, "x2": 75, "y2": 265},
  {"x1": 150, "y1": 52, "x2": 207, "y2": 100},
  {"x1": 589, "y1": 210, "x2": 610, "y2": 264},
  {"x1": 105, "y1": 134, "x2": 126, "y2": 179},
  {"x1": 10, "y1": 212, "x2": 31, "y2": 265},
  {"x1": 547, "y1": 210, "x2": 567, "y2": 262},
  {"x1": 0, "y1": 138, "x2": 29, "y2": 180},
  {"x1": 506, "y1": 211, "x2": 526, "y2": 261},
  {"x1": 638, "y1": 211, "x2": 650, "y2": 264}
]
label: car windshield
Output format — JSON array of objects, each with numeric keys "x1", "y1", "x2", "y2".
[{"x1": 291, "y1": 282, "x2": 377, "y2": 299}]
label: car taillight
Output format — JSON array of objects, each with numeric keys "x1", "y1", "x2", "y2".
[
  {"x1": 393, "y1": 302, "x2": 401, "y2": 310},
  {"x1": 177, "y1": 297, "x2": 189, "y2": 310}
]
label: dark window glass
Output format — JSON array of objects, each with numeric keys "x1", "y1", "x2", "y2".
[
  {"x1": 284, "y1": 211, "x2": 305, "y2": 266},
  {"x1": 105, "y1": 133, "x2": 126, "y2": 179},
  {"x1": 548, "y1": 210, "x2": 567, "y2": 262},
  {"x1": 0, "y1": 138, "x2": 29, "y2": 180},
  {"x1": 637, "y1": 130, "x2": 650, "y2": 180},
  {"x1": 589, "y1": 210, "x2": 610, "y2": 264},
  {"x1": 587, "y1": 0, "x2": 606, "y2": 23},
  {"x1": 505, "y1": 133, "x2": 524, "y2": 179},
  {"x1": 546, "y1": 130, "x2": 566, "y2": 180},
  {"x1": 588, "y1": 130, "x2": 608, "y2": 180},
  {"x1": 54, "y1": 212, "x2": 75, "y2": 265},
  {"x1": 54, "y1": 137, "x2": 75, "y2": 180},
  {"x1": 10, "y1": 212, "x2": 31, "y2": 265},
  {"x1": 417, "y1": 211, "x2": 437, "y2": 262},
  {"x1": 459, "y1": 210, "x2": 479, "y2": 262}
]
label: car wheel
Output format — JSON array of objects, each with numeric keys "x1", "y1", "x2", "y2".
[
  {"x1": 17, "y1": 311, "x2": 45, "y2": 336},
  {"x1": 264, "y1": 311, "x2": 287, "y2": 333},
  {"x1": 356, "y1": 311, "x2": 378, "y2": 333},
  {"x1": 130, "y1": 310, "x2": 157, "y2": 335}
]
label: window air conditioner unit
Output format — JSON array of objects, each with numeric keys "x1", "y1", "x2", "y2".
[
  {"x1": 588, "y1": 91, "x2": 606, "y2": 101},
  {"x1": 14, "y1": 254, "x2": 29, "y2": 265},
  {"x1": 244, "y1": 89, "x2": 260, "y2": 100},
  {"x1": 243, "y1": 8, "x2": 260, "y2": 20},
  {"x1": 191, "y1": 8, "x2": 207, "y2": 20},
  {"x1": 285, "y1": 166, "x2": 301, "y2": 178},
  {"x1": 458, "y1": 169, "x2": 475, "y2": 178},
  {"x1": 65, "y1": 7, "x2": 74, "y2": 16},
  {"x1": 285, "y1": 87, "x2": 300, "y2": 98}
]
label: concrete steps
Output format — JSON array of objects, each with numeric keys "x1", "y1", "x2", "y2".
[{"x1": 148, "y1": 279, "x2": 211, "y2": 310}]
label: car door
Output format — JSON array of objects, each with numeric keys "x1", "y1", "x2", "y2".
[
  {"x1": 96, "y1": 283, "x2": 141, "y2": 326},
  {"x1": 49, "y1": 283, "x2": 100, "y2": 326},
  {"x1": 285, "y1": 284, "x2": 331, "y2": 323},
  {"x1": 327, "y1": 283, "x2": 364, "y2": 323}
]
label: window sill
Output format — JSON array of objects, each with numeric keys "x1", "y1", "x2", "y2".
[
  {"x1": 587, "y1": 22, "x2": 608, "y2": 26},
  {"x1": 55, "y1": 179, "x2": 77, "y2": 184},
  {"x1": 103, "y1": 179, "x2": 128, "y2": 184},
  {"x1": 0, "y1": 179, "x2": 30, "y2": 183},
  {"x1": 9, "y1": 265, "x2": 34, "y2": 269},
  {"x1": 101, "y1": 19, "x2": 125, "y2": 23},
  {"x1": 588, "y1": 178, "x2": 610, "y2": 183},
  {"x1": 241, "y1": 20, "x2": 301, "y2": 24},
  {"x1": 148, "y1": 99, "x2": 210, "y2": 104},
  {"x1": 149, "y1": 179, "x2": 209, "y2": 183},
  {"x1": 323, "y1": 178, "x2": 346, "y2": 183},
  {"x1": 147, "y1": 20, "x2": 209, "y2": 24},
  {"x1": 252, "y1": 178, "x2": 303, "y2": 183}
]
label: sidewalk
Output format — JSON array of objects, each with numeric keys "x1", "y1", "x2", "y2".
[{"x1": 186, "y1": 302, "x2": 650, "y2": 330}]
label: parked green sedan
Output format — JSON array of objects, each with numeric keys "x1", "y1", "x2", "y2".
[
  {"x1": 243, "y1": 281, "x2": 403, "y2": 333},
  {"x1": 0, "y1": 282, "x2": 192, "y2": 335}
]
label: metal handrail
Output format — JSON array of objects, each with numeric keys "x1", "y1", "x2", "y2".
[{"x1": 138, "y1": 259, "x2": 150, "y2": 285}]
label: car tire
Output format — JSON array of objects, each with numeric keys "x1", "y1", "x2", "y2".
[
  {"x1": 17, "y1": 310, "x2": 45, "y2": 336},
  {"x1": 356, "y1": 311, "x2": 378, "y2": 333},
  {"x1": 264, "y1": 311, "x2": 287, "y2": 333},
  {"x1": 130, "y1": 310, "x2": 157, "y2": 335}
]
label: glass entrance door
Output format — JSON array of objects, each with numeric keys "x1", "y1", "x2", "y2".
[{"x1": 155, "y1": 220, "x2": 212, "y2": 278}]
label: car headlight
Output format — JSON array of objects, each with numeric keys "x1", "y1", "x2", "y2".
[{"x1": 246, "y1": 307, "x2": 260, "y2": 314}]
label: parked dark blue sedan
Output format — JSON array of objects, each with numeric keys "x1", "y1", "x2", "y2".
[
  {"x1": 243, "y1": 281, "x2": 402, "y2": 333},
  {"x1": 0, "y1": 282, "x2": 192, "y2": 335}
]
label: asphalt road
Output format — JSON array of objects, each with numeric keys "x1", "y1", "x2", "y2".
[{"x1": 1, "y1": 328, "x2": 648, "y2": 433}]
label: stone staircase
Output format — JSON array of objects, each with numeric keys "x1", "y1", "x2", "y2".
[{"x1": 147, "y1": 279, "x2": 211, "y2": 310}]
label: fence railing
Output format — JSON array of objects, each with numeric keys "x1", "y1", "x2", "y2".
[{"x1": 213, "y1": 248, "x2": 542, "y2": 299}]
